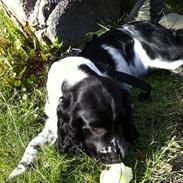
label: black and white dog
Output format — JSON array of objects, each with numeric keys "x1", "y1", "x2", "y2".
[{"x1": 8, "y1": 21, "x2": 183, "y2": 180}]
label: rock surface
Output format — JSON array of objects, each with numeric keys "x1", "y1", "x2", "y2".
[
  {"x1": 159, "y1": 13, "x2": 183, "y2": 30},
  {"x1": 0, "y1": 0, "x2": 123, "y2": 47}
]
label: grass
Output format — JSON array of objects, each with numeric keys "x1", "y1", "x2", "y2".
[
  {"x1": 0, "y1": 6, "x2": 183, "y2": 183},
  {"x1": 0, "y1": 88, "x2": 100, "y2": 183},
  {"x1": 127, "y1": 71, "x2": 183, "y2": 183},
  {"x1": 0, "y1": 70, "x2": 183, "y2": 183}
]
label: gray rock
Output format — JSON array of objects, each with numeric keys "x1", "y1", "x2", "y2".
[
  {"x1": 159, "y1": 13, "x2": 183, "y2": 30},
  {"x1": 0, "y1": 0, "x2": 123, "y2": 47}
]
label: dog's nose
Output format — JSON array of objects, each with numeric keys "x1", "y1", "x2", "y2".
[{"x1": 96, "y1": 138, "x2": 128, "y2": 164}]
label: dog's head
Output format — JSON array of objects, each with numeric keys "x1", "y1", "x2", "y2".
[{"x1": 56, "y1": 75, "x2": 139, "y2": 163}]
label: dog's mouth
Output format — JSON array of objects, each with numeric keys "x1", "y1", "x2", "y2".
[{"x1": 87, "y1": 138, "x2": 128, "y2": 164}]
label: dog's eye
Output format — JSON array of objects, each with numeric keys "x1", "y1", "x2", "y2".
[{"x1": 91, "y1": 128, "x2": 107, "y2": 135}]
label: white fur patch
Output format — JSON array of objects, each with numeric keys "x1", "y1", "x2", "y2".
[
  {"x1": 133, "y1": 39, "x2": 183, "y2": 71},
  {"x1": 45, "y1": 56, "x2": 104, "y2": 117},
  {"x1": 101, "y1": 44, "x2": 131, "y2": 74},
  {"x1": 101, "y1": 44, "x2": 147, "y2": 77}
]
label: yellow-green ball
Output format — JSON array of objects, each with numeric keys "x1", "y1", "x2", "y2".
[{"x1": 100, "y1": 163, "x2": 133, "y2": 183}]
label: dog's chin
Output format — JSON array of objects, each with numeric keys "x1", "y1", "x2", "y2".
[
  {"x1": 96, "y1": 153, "x2": 124, "y2": 164},
  {"x1": 88, "y1": 149, "x2": 126, "y2": 164}
]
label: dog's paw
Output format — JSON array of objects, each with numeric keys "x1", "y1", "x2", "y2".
[{"x1": 7, "y1": 162, "x2": 35, "y2": 181}]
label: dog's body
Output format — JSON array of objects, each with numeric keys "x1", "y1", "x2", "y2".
[
  {"x1": 80, "y1": 21, "x2": 183, "y2": 77},
  {"x1": 8, "y1": 21, "x2": 183, "y2": 180}
]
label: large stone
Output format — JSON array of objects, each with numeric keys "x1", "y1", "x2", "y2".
[
  {"x1": 159, "y1": 13, "x2": 183, "y2": 30},
  {"x1": 0, "y1": 0, "x2": 123, "y2": 47},
  {"x1": 131, "y1": 0, "x2": 183, "y2": 30}
]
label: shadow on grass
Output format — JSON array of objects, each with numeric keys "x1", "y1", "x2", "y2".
[{"x1": 125, "y1": 71, "x2": 183, "y2": 183}]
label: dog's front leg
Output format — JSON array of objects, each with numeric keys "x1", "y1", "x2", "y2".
[{"x1": 7, "y1": 116, "x2": 57, "y2": 181}]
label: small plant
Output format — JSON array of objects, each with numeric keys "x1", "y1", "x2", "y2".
[{"x1": 0, "y1": 9, "x2": 64, "y2": 92}]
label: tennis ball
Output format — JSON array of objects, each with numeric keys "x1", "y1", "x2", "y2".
[{"x1": 100, "y1": 163, "x2": 133, "y2": 183}]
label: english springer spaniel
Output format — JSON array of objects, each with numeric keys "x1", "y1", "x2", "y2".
[{"x1": 8, "y1": 21, "x2": 183, "y2": 180}]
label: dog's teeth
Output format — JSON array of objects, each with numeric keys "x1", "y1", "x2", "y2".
[
  {"x1": 107, "y1": 146, "x2": 112, "y2": 153},
  {"x1": 100, "y1": 147, "x2": 107, "y2": 154}
]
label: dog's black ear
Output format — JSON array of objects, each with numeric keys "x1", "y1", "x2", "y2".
[
  {"x1": 56, "y1": 95, "x2": 85, "y2": 155},
  {"x1": 56, "y1": 116, "x2": 78, "y2": 154},
  {"x1": 57, "y1": 94, "x2": 75, "y2": 153},
  {"x1": 56, "y1": 117, "x2": 85, "y2": 154}
]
